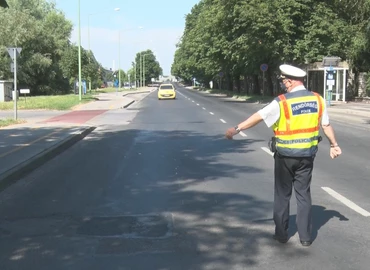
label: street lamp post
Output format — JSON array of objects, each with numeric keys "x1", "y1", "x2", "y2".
[
  {"x1": 119, "y1": 27, "x2": 144, "y2": 88},
  {"x1": 78, "y1": 0, "x2": 82, "y2": 101},
  {"x1": 142, "y1": 53, "x2": 150, "y2": 88},
  {"x1": 88, "y1": 8, "x2": 120, "y2": 92},
  {"x1": 118, "y1": 30, "x2": 121, "y2": 94}
]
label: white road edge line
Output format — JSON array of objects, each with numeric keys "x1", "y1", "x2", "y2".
[
  {"x1": 321, "y1": 187, "x2": 370, "y2": 217},
  {"x1": 261, "y1": 147, "x2": 274, "y2": 156},
  {"x1": 220, "y1": 119, "x2": 226, "y2": 123},
  {"x1": 209, "y1": 112, "x2": 214, "y2": 115},
  {"x1": 239, "y1": 131, "x2": 247, "y2": 137}
]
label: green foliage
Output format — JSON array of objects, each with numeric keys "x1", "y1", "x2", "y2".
[
  {"x1": 0, "y1": 0, "x2": 109, "y2": 95},
  {"x1": 172, "y1": 0, "x2": 370, "y2": 95},
  {"x1": 135, "y1": 50, "x2": 162, "y2": 85}
]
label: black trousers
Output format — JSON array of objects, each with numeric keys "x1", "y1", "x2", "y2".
[{"x1": 273, "y1": 153, "x2": 314, "y2": 242}]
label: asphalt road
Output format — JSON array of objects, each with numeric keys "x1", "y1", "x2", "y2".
[{"x1": 0, "y1": 84, "x2": 369, "y2": 270}]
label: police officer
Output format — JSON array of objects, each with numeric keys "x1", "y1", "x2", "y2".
[{"x1": 225, "y1": 64, "x2": 342, "y2": 247}]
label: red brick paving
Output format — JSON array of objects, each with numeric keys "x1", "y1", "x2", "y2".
[{"x1": 42, "y1": 110, "x2": 107, "y2": 124}]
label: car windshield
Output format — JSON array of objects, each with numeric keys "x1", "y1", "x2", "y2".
[{"x1": 160, "y1": 85, "x2": 173, "y2": 90}]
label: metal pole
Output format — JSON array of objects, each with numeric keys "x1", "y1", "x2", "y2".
[
  {"x1": 118, "y1": 31, "x2": 121, "y2": 94},
  {"x1": 140, "y1": 53, "x2": 142, "y2": 88},
  {"x1": 143, "y1": 54, "x2": 146, "y2": 87},
  {"x1": 88, "y1": 14, "x2": 91, "y2": 92},
  {"x1": 88, "y1": 15, "x2": 90, "y2": 54},
  {"x1": 262, "y1": 71, "x2": 265, "y2": 96},
  {"x1": 78, "y1": 0, "x2": 82, "y2": 101},
  {"x1": 134, "y1": 63, "x2": 136, "y2": 88},
  {"x1": 13, "y1": 49, "x2": 17, "y2": 120}
]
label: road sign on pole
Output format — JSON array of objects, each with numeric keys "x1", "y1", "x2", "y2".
[
  {"x1": 260, "y1": 64, "x2": 268, "y2": 72},
  {"x1": 260, "y1": 64, "x2": 268, "y2": 95},
  {"x1": 7, "y1": 47, "x2": 22, "y2": 120}
]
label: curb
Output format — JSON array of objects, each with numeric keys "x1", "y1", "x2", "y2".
[
  {"x1": 328, "y1": 108, "x2": 370, "y2": 117},
  {"x1": 0, "y1": 126, "x2": 96, "y2": 192},
  {"x1": 122, "y1": 89, "x2": 153, "y2": 96},
  {"x1": 121, "y1": 89, "x2": 155, "y2": 109},
  {"x1": 122, "y1": 100, "x2": 135, "y2": 108}
]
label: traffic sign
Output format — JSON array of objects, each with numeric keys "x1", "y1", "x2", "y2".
[
  {"x1": 20, "y1": 89, "x2": 30, "y2": 94},
  {"x1": 260, "y1": 64, "x2": 268, "y2": 72},
  {"x1": 219, "y1": 71, "x2": 224, "y2": 77},
  {"x1": 7, "y1": 47, "x2": 22, "y2": 61}
]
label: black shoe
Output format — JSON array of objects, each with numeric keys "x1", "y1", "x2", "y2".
[
  {"x1": 273, "y1": 235, "x2": 288, "y2": 243},
  {"x1": 300, "y1": 240, "x2": 312, "y2": 247}
]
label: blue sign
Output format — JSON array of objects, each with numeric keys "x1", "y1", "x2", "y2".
[
  {"x1": 260, "y1": 64, "x2": 268, "y2": 72},
  {"x1": 291, "y1": 101, "x2": 318, "y2": 115},
  {"x1": 219, "y1": 72, "x2": 224, "y2": 77},
  {"x1": 82, "y1": 80, "x2": 87, "y2": 94}
]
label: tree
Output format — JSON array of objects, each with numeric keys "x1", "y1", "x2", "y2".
[
  {"x1": 0, "y1": 0, "x2": 73, "y2": 94},
  {"x1": 135, "y1": 50, "x2": 162, "y2": 86},
  {"x1": 173, "y1": 0, "x2": 370, "y2": 96}
]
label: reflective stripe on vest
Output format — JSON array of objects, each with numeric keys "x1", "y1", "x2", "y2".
[{"x1": 273, "y1": 90, "x2": 323, "y2": 157}]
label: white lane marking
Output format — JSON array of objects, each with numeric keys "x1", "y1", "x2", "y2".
[
  {"x1": 261, "y1": 147, "x2": 274, "y2": 156},
  {"x1": 192, "y1": 100, "x2": 195, "y2": 103},
  {"x1": 220, "y1": 119, "x2": 226, "y2": 123},
  {"x1": 197, "y1": 103, "x2": 200, "y2": 106},
  {"x1": 202, "y1": 107, "x2": 206, "y2": 110},
  {"x1": 321, "y1": 187, "x2": 370, "y2": 217},
  {"x1": 209, "y1": 112, "x2": 214, "y2": 115},
  {"x1": 239, "y1": 131, "x2": 247, "y2": 137}
]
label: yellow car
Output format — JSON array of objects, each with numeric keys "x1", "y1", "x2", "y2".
[{"x1": 158, "y1": 84, "x2": 176, "y2": 100}]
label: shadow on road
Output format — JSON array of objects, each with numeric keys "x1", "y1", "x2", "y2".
[
  {"x1": 288, "y1": 205, "x2": 349, "y2": 242},
  {"x1": 0, "y1": 127, "x2": 317, "y2": 269}
]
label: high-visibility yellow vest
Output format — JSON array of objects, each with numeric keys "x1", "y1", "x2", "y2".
[{"x1": 272, "y1": 90, "x2": 323, "y2": 157}]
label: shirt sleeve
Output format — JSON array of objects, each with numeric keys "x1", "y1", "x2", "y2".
[
  {"x1": 320, "y1": 97, "x2": 330, "y2": 125},
  {"x1": 257, "y1": 100, "x2": 280, "y2": 128}
]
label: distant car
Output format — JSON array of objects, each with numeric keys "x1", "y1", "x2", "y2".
[{"x1": 158, "y1": 84, "x2": 176, "y2": 100}]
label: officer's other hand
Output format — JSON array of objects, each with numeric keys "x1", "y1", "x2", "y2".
[
  {"x1": 330, "y1": 146, "x2": 342, "y2": 159},
  {"x1": 225, "y1": 127, "x2": 236, "y2": 140}
]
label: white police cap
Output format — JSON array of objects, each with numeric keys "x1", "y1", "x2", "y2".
[{"x1": 279, "y1": 64, "x2": 306, "y2": 79}]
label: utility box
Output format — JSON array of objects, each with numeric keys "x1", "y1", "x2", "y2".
[{"x1": 0, "y1": 80, "x2": 13, "y2": 102}]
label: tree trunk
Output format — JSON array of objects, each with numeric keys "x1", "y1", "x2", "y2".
[
  {"x1": 234, "y1": 75, "x2": 241, "y2": 94},
  {"x1": 252, "y1": 74, "x2": 260, "y2": 95},
  {"x1": 264, "y1": 69, "x2": 273, "y2": 96},
  {"x1": 226, "y1": 73, "x2": 233, "y2": 92},
  {"x1": 243, "y1": 75, "x2": 249, "y2": 95}
]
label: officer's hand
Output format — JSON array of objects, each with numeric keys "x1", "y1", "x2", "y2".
[
  {"x1": 330, "y1": 146, "x2": 342, "y2": 159},
  {"x1": 225, "y1": 127, "x2": 236, "y2": 140}
]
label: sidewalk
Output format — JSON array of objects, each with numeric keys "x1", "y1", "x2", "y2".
[
  {"x1": 0, "y1": 88, "x2": 154, "y2": 190},
  {"x1": 327, "y1": 101, "x2": 370, "y2": 117},
  {"x1": 188, "y1": 87, "x2": 370, "y2": 118}
]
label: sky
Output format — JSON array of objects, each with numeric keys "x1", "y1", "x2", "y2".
[{"x1": 54, "y1": 0, "x2": 200, "y2": 75}]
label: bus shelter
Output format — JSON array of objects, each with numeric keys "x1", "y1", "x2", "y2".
[{"x1": 304, "y1": 58, "x2": 349, "y2": 104}]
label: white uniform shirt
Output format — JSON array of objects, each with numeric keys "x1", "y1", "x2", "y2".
[{"x1": 258, "y1": 85, "x2": 330, "y2": 128}]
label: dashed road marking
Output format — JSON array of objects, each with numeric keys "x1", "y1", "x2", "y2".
[
  {"x1": 261, "y1": 147, "x2": 274, "y2": 156},
  {"x1": 321, "y1": 187, "x2": 370, "y2": 217},
  {"x1": 202, "y1": 107, "x2": 206, "y2": 110},
  {"x1": 197, "y1": 103, "x2": 200, "y2": 106},
  {"x1": 220, "y1": 119, "x2": 226, "y2": 123},
  {"x1": 209, "y1": 112, "x2": 214, "y2": 115},
  {"x1": 239, "y1": 131, "x2": 247, "y2": 137}
]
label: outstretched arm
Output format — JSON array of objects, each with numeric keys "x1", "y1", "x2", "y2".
[
  {"x1": 321, "y1": 124, "x2": 342, "y2": 159},
  {"x1": 225, "y1": 113, "x2": 263, "y2": 139}
]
